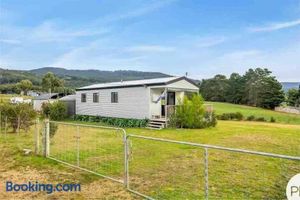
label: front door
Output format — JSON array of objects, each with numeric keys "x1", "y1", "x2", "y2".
[
  {"x1": 167, "y1": 92, "x2": 175, "y2": 105},
  {"x1": 161, "y1": 92, "x2": 175, "y2": 117}
]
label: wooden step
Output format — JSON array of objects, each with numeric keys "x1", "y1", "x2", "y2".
[{"x1": 147, "y1": 119, "x2": 166, "y2": 130}]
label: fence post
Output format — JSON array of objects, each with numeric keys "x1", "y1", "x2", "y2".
[
  {"x1": 35, "y1": 118, "x2": 40, "y2": 155},
  {"x1": 76, "y1": 125, "x2": 80, "y2": 167},
  {"x1": 4, "y1": 116, "x2": 8, "y2": 138},
  {"x1": 44, "y1": 119, "x2": 50, "y2": 157},
  {"x1": 0, "y1": 111, "x2": 2, "y2": 135},
  {"x1": 124, "y1": 133, "x2": 129, "y2": 189},
  {"x1": 17, "y1": 115, "x2": 20, "y2": 135},
  {"x1": 204, "y1": 148, "x2": 209, "y2": 200}
]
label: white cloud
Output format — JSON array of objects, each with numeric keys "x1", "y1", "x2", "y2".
[
  {"x1": 194, "y1": 37, "x2": 226, "y2": 48},
  {"x1": 221, "y1": 50, "x2": 262, "y2": 60},
  {"x1": 248, "y1": 19, "x2": 300, "y2": 32},
  {"x1": 0, "y1": 39, "x2": 21, "y2": 44},
  {"x1": 102, "y1": 0, "x2": 178, "y2": 22},
  {"x1": 125, "y1": 45, "x2": 175, "y2": 53},
  {"x1": 31, "y1": 21, "x2": 109, "y2": 42}
]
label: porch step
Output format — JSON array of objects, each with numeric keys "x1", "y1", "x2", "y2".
[{"x1": 146, "y1": 120, "x2": 166, "y2": 130}]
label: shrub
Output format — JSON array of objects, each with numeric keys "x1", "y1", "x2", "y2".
[
  {"x1": 42, "y1": 101, "x2": 67, "y2": 121},
  {"x1": 73, "y1": 115, "x2": 148, "y2": 128},
  {"x1": 246, "y1": 115, "x2": 255, "y2": 121},
  {"x1": 169, "y1": 94, "x2": 217, "y2": 129},
  {"x1": 49, "y1": 123, "x2": 58, "y2": 138},
  {"x1": 270, "y1": 117, "x2": 276, "y2": 123},
  {"x1": 217, "y1": 112, "x2": 243, "y2": 121},
  {"x1": 0, "y1": 103, "x2": 37, "y2": 133},
  {"x1": 255, "y1": 117, "x2": 266, "y2": 122}
]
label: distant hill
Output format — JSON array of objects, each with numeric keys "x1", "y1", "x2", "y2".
[
  {"x1": 30, "y1": 67, "x2": 170, "y2": 82},
  {"x1": 281, "y1": 82, "x2": 299, "y2": 92},
  {"x1": 0, "y1": 67, "x2": 171, "y2": 88}
]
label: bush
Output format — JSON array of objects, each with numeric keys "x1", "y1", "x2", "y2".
[
  {"x1": 217, "y1": 112, "x2": 243, "y2": 121},
  {"x1": 255, "y1": 117, "x2": 266, "y2": 122},
  {"x1": 50, "y1": 123, "x2": 58, "y2": 138},
  {"x1": 0, "y1": 103, "x2": 37, "y2": 133},
  {"x1": 246, "y1": 115, "x2": 255, "y2": 121},
  {"x1": 42, "y1": 101, "x2": 66, "y2": 121},
  {"x1": 73, "y1": 115, "x2": 148, "y2": 128},
  {"x1": 169, "y1": 94, "x2": 217, "y2": 129},
  {"x1": 270, "y1": 117, "x2": 276, "y2": 123}
]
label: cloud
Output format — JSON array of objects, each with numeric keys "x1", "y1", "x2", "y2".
[
  {"x1": 102, "y1": 0, "x2": 177, "y2": 22},
  {"x1": 194, "y1": 37, "x2": 226, "y2": 48},
  {"x1": 248, "y1": 19, "x2": 300, "y2": 32},
  {"x1": 221, "y1": 50, "x2": 262, "y2": 60},
  {"x1": 125, "y1": 45, "x2": 175, "y2": 53},
  {"x1": 0, "y1": 39, "x2": 21, "y2": 45},
  {"x1": 31, "y1": 21, "x2": 109, "y2": 42}
]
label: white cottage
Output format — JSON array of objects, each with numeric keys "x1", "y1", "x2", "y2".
[{"x1": 75, "y1": 76, "x2": 199, "y2": 127}]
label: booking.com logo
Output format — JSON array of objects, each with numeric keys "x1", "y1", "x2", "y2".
[{"x1": 6, "y1": 181, "x2": 81, "y2": 194}]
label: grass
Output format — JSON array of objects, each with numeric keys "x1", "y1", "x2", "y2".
[
  {"x1": 2, "y1": 120, "x2": 298, "y2": 199},
  {"x1": 207, "y1": 101, "x2": 300, "y2": 125},
  {"x1": 1, "y1": 94, "x2": 300, "y2": 199}
]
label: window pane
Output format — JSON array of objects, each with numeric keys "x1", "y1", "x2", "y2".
[
  {"x1": 111, "y1": 92, "x2": 118, "y2": 103},
  {"x1": 93, "y1": 93, "x2": 99, "y2": 103},
  {"x1": 81, "y1": 93, "x2": 86, "y2": 102}
]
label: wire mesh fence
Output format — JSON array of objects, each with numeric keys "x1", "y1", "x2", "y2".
[
  {"x1": 126, "y1": 134, "x2": 300, "y2": 200},
  {"x1": 32, "y1": 120, "x2": 300, "y2": 199},
  {"x1": 47, "y1": 121, "x2": 126, "y2": 183}
]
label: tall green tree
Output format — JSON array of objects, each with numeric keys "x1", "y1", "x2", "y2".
[
  {"x1": 199, "y1": 75, "x2": 229, "y2": 102},
  {"x1": 225, "y1": 73, "x2": 244, "y2": 104},
  {"x1": 287, "y1": 85, "x2": 300, "y2": 107},
  {"x1": 42, "y1": 72, "x2": 64, "y2": 93},
  {"x1": 17, "y1": 79, "x2": 33, "y2": 95}
]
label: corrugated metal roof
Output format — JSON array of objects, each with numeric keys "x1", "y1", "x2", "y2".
[
  {"x1": 59, "y1": 94, "x2": 76, "y2": 101},
  {"x1": 34, "y1": 93, "x2": 59, "y2": 100},
  {"x1": 77, "y1": 76, "x2": 179, "y2": 90}
]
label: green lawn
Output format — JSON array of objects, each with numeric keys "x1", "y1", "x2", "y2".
[
  {"x1": 207, "y1": 101, "x2": 300, "y2": 124},
  {"x1": 35, "y1": 120, "x2": 300, "y2": 199},
  {"x1": 1, "y1": 95, "x2": 300, "y2": 199}
]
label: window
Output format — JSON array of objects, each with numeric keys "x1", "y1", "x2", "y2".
[
  {"x1": 81, "y1": 93, "x2": 86, "y2": 102},
  {"x1": 93, "y1": 93, "x2": 99, "y2": 103},
  {"x1": 111, "y1": 92, "x2": 118, "y2": 103}
]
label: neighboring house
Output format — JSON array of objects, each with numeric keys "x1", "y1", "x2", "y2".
[
  {"x1": 75, "y1": 76, "x2": 199, "y2": 122},
  {"x1": 33, "y1": 93, "x2": 64, "y2": 111},
  {"x1": 27, "y1": 91, "x2": 39, "y2": 97},
  {"x1": 59, "y1": 95, "x2": 76, "y2": 116}
]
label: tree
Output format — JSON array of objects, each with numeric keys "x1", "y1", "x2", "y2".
[
  {"x1": 17, "y1": 79, "x2": 32, "y2": 95},
  {"x1": 225, "y1": 73, "x2": 244, "y2": 104},
  {"x1": 199, "y1": 75, "x2": 229, "y2": 102},
  {"x1": 242, "y1": 68, "x2": 284, "y2": 109},
  {"x1": 199, "y1": 67, "x2": 284, "y2": 109},
  {"x1": 42, "y1": 72, "x2": 64, "y2": 93},
  {"x1": 257, "y1": 76, "x2": 285, "y2": 109},
  {"x1": 287, "y1": 89, "x2": 299, "y2": 106},
  {"x1": 0, "y1": 103, "x2": 37, "y2": 133},
  {"x1": 287, "y1": 85, "x2": 300, "y2": 107}
]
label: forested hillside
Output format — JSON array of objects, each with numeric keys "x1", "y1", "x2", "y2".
[{"x1": 0, "y1": 67, "x2": 170, "y2": 88}]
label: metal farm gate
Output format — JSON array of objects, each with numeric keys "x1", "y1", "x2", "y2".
[
  {"x1": 41, "y1": 120, "x2": 300, "y2": 200},
  {"x1": 45, "y1": 121, "x2": 128, "y2": 184}
]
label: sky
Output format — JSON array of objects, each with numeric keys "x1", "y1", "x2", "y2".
[{"x1": 0, "y1": 0, "x2": 300, "y2": 81}]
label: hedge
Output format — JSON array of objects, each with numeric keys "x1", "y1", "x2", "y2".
[{"x1": 74, "y1": 115, "x2": 148, "y2": 128}]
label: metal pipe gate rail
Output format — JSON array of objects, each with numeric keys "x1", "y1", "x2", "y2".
[{"x1": 43, "y1": 120, "x2": 300, "y2": 200}]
